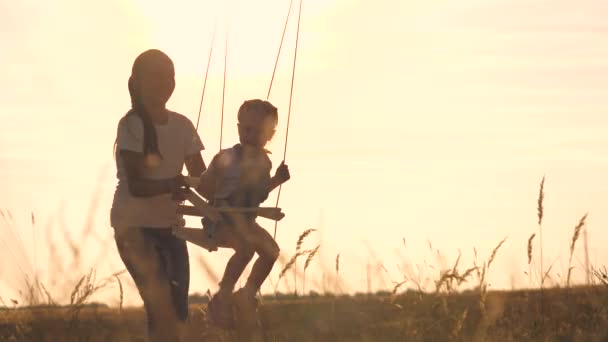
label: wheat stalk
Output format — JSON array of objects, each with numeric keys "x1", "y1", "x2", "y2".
[
  {"x1": 335, "y1": 253, "x2": 340, "y2": 274},
  {"x1": 537, "y1": 175, "x2": 545, "y2": 289},
  {"x1": 304, "y1": 245, "x2": 321, "y2": 271},
  {"x1": 537, "y1": 176, "x2": 545, "y2": 225},
  {"x1": 487, "y1": 238, "x2": 507, "y2": 270},
  {"x1": 292, "y1": 229, "x2": 316, "y2": 294},
  {"x1": 527, "y1": 233, "x2": 535, "y2": 265},
  {"x1": 296, "y1": 229, "x2": 315, "y2": 253},
  {"x1": 278, "y1": 250, "x2": 307, "y2": 280},
  {"x1": 567, "y1": 213, "x2": 588, "y2": 287},
  {"x1": 335, "y1": 253, "x2": 340, "y2": 294},
  {"x1": 303, "y1": 245, "x2": 321, "y2": 294},
  {"x1": 70, "y1": 275, "x2": 86, "y2": 305}
]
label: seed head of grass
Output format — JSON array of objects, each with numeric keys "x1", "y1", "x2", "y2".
[
  {"x1": 335, "y1": 253, "x2": 340, "y2": 274},
  {"x1": 527, "y1": 233, "x2": 535, "y2": 265},
  {"x1": 537, "y1": 175, "x2": 545, "y2": 226},
  {"x1": 459, "y1": 266, "x2": 478, "y2": 285},
  {"x1": 304, "y1": 245, "x2": 321, "y2": 271},
  {"x1": 487, "y1": 237, "x2": 507, "y2": 270},
  {"x1": 567, "y1": 213, "x2": 588, "y2": 286},
  {"x1": 570, "y1": 213, "x2": 588, "y2": 256},
  {"x1": 296, "y1": 229, "x2": 316, "y2": 253}
]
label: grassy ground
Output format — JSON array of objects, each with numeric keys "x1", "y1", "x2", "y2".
[{"x1": 1, "y1": 286, "x2": 607, "y2": 342}]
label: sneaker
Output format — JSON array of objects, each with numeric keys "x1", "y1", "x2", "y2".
[{"x1": 207, "y1": 291, "x2": 234, "y2": 329}]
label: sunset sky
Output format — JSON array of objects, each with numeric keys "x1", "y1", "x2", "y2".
[{"x1": 1, "y1": 0, "x2": 607, "y2": 304}]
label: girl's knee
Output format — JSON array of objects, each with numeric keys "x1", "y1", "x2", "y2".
[{"x1": 233, "y1": 245, "x2": 255, "y2": 260}]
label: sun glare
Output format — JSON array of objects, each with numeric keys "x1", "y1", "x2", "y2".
[{"x1": 131, "y1": 0, "x2": 333, "y2": 77}]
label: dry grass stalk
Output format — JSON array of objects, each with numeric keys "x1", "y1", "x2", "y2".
[
  {"x1": 473, "y1": 247, "x2": 481, "y2": 280},
  {"x1": 487, "y1": 238, "x2": 507, "y2": 270},
  {"x1": 527, "y1": 234, "x2": 535, "y2": 265},
  {"x1": 296, "y1": 229, "x2": 315, "y2": 253},
  {"x1": 70, "y1": 275, "x2": 87, "y2": 306},
  {"x1": 335, "y1": 253, "x2": 341, "y2": 294},
  {"x1": 302, "y1": 245, "x2": 321, "y2": 294},
  {"x1": 304, "y1": 245, "x2": 320, "y2": 271},
  {"x1": 592, "y1": 266, "x2": 608, "y2": 286},
  {"x1": 569, "y1": 213, "x2": 587, "y2": 256},
  {"x1": 39, "y1": 282, "x2": 54, "y2": 305},
  {"x1": 335, "y1": 253, "x2": 340, "y2": 274},
  {"x1": 566, "y1": 213, "x2": 588, "y2": 286},
  {"x1": 115, "y1": 275, "x2": 124, "y2": 313},
  {"x1": 452, "y1": 308, "x2": 469, "y2": 338},
  {"x1": 291, "y1": 229, "x2": 316, "y2": 295},
  {"x1": 390, "y1": 280, "x2": 407, "y2": 303},
  {"x1": 537, "y1": 175, "x2": 545, "y2": 226},
  {"x1": 542, "y1": 263, "x2": 555, "y2": 286},
  {"x1": 537, "y1": 175, "x2": 545, "y2": 288},
  {"x1": 435, "y1": 251, "x2": 461, "y2": 293},
  {"x1": 278, "y1": 250, "x2": 307, "y2": 280},
  {"x1": 451, "y1": 251, "x2": 462, "y2": 277},
  {"x1": 459, "y1": 267, "x2": 478, "y2": 285}
]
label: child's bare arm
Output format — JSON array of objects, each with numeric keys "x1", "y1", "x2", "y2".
[{"x1": 269, "y1": 161, "x2": 290, "y2": 192}]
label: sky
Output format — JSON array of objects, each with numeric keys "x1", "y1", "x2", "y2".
[{"x1": 1, "y1": 0, "x2": 607, "y2": 305}]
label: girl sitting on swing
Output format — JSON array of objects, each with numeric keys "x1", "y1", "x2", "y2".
[{"x1": 196, "y1": 99, "x2": 291, "y2": 328}]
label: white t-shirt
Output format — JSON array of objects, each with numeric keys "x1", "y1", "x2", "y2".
[{"x1": 110, "y1": 110, "x2": 204, "y2": 228}]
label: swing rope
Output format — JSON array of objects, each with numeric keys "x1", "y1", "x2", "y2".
[
  {"x1": 195, "y1": 24, "x2": 216, "y2": 131},
  {"x1": 267, "y1": 0, "x2": 294, "y2": 100},
  {"x1": 192, "y1": 0, "x2": 303, "y2": 241},
  {"x1": 273, "y1": 0, "x2": 303, "y2": 240},
  {"x1": 219, "y1": 30, "x2": 228, "y2": 151}
]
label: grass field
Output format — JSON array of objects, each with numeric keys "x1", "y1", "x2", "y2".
[
  {"x1": 1, "y1": 179, "x2": 607, "y2": 341},
  {"x1": 1, "y1": 286, "x2": 608, "y2": 341}
]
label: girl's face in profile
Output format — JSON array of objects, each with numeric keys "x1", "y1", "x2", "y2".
[{"x1": 136, "y1": 59, "x2": 175, "y2": 109}]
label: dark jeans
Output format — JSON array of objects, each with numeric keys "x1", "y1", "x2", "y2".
[{"x1": 114, "y1": 227, "x2": 189, "y2": 341}]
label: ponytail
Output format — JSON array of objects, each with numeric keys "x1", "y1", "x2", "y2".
[{"x1": 128, "y1": 76, "x2": 162, "y2": 164}]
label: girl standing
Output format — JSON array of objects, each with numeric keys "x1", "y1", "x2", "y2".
[{"x1": 111, "y1": 49, "x2": 206, "y2": 341}]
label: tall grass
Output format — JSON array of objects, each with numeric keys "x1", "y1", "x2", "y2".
[
  {"x1": 567, "y1": 213, "x2": 588, "y2": 287},
  {"x1": 537, "y1": 175, "x2": 545, "y2": 289},
  {"x1": 1, "y1": 176, "x2": 607, "y2": 341}
]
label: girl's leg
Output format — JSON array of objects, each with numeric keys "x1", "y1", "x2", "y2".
[
  {"x1": 148, "y1": 229, "x2": 190, "y2": 322},
  {"x1": 114, "y1": 227, "x2": 182, "y2": 342}
]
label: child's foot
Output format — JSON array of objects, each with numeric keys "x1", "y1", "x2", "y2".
[
  {"x1": 233, "y1": 287, "x2": 259, "y2": 329},
  {"x1": 207, "y1": 290, "x2": 234, "y2": 329}
]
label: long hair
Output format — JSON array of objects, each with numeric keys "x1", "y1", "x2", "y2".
[{"x1": 114, "y1": 49, "x2": 173, "y2": 164}]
